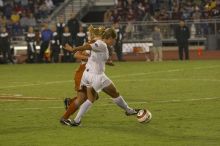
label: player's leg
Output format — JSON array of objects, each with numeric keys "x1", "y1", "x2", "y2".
[
  {"x1": 62, "y1": 91, "x2": 87, "y2": 119},
  {"x1": 178, "y1": 45, "x2": 183, "y2": 60},
  {"x1": 153, "y1": 47, "x2": 157, "y2": 61},
  {"x1": 64, "y1": 65, "x2": 86, "y2": 110},
  {"x1": 158, "y1": 47, "x2": 163, "y2": 61},
  {"x1": 73, "y1": 86, "x2": 97, "y2": 125},
  {"x1": 102, "y1": 83, "x2": 139, "y2": 115},
  {"x1": 184, "y1": 44, "x2": 189, "y2": 60},
  {"x1": 60, "y1": 87, "x2": 88, "y2": 126}
]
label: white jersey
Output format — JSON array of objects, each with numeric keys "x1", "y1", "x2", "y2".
[
  {"x1": 86, "y1": 40, "x2": 109, "y2": 74},
  {"x1": 80, "y1": 40, "x2": 112, "y2": 92}
]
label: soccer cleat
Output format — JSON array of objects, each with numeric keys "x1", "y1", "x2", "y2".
[
  {"x1": 60, "y1": 118, "x2": 72, "y2": 126},
  {"x1": 70, "y1": 120, "x2": 81, "y2": 127},
  {"x1": 64, "y1": 97, "x2": 71, "y2": 110},
  {"x1": 125, "y1": 109, "x2": 141, "y2": 116}
]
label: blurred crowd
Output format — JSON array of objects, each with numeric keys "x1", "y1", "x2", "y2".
[
  {"x1": 0, "y1": 0, "x2": 64, "y2": 36},
  {"x1": 1, "y1": 0, "x2": 220, "y2": 64},
  {"x1": 104, "y1": 0, "x2": 220, "y2": 23},
  {"x1": 103, "y1": 0, "x2": 220, "y2": 39},
  {"x1": 0, "y1": 15, "x2": 86, "y2": 64}
]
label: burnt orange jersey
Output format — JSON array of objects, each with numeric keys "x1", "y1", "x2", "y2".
[
  {"x1": 73, "y1": 40, "x2": 96, "y2": 91},
  {"x1": 74, "y1": 63, "x2": 86, "y2": 91}
]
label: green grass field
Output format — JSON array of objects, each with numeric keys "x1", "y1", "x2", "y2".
[{"x1": 0, "y1": 60, "x2": 220, "y2": 146}]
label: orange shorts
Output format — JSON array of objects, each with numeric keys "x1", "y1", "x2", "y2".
[{"x1": 74, "y1": 63, "x2": 86, "y2": 91}]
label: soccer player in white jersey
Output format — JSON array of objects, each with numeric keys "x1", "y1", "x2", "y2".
[
  {"x1": 65, "y1": 28, "x2": 139, "y2": 126},
  {"x1": 60, "y1": 26, "x2": 104, "y2": 125}
]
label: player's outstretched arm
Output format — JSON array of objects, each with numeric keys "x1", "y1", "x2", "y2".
[
  {"x1": 64, "y1": 43, "x2": 92, "y2": 52},
  {"x1": 74, "y1": 51, "x2": 89, "y2": 60}
]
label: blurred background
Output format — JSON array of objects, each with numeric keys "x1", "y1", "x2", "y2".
[{"x1": 0, "y1": 0, "x2": 220, "y2": 64}]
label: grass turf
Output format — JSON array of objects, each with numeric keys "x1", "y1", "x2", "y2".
[{"x1": 0, "y1": 60, "x2": 220, "y2": 146}]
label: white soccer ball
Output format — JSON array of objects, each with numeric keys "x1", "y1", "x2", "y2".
[{"x1": 137, "y1": 109, "x2": 152, "y2": 123}]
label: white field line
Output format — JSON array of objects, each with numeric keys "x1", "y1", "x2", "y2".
[
  {"x1": 116, "y1": 78, "x2": 220, "y2": 82},
  {"x1": 111, "y1": 69, "x2": 182, "y2": 79},
  {"x1": 194, "y1": 65, "x2": 220, "y2": 70},
  {"x1": 0, "y1": 80, "x2": 72, "y2": 89},
  {"x1": 2, "y1": 76, "x2": 219, "y2": 90},
  {"x1": 0, "y1": 96, "x2": 57, "y2": 100},
  {"x1": 0, "y1": 97, "x2": 219, "y2": 111},
  {"x1": 1, "y1": 65, "x2": 220, "y2": 89}
]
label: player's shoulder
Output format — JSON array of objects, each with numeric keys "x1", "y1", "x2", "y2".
[
  {"x1": 94, "y1": 40, "x2": 106, "y2": 47},
  {"x1": 90, "y1": 39, "x2": 107, "y2": 52}
]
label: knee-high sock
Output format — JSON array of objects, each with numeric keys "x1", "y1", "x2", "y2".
[
  {"x1": 112, "y1": 96, "x2": 133, "y2": 113},
  {"x1": 74, "y1": 99, "x2": 92, "y2": 123}
]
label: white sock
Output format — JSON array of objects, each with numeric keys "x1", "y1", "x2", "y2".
[
  {"x1": 112, "y1": 96, "x2": 134, "y2": 113},
  {"x1": 74, "y1": 99, "x2": 92, "y2": 123}
]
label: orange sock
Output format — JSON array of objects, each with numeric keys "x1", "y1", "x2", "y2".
[
  {"x1": 63, "y1": 98, "x2": 79, "y2": 119},
  {"x1": 69, "y1": 97, "x2": 77, "y2": 105}
]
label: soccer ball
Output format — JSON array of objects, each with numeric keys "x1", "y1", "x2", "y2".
[{"x1": 137, "y1": 109, "x2": 152, "y2": 123}]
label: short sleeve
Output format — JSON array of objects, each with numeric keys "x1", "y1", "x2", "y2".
[{"x1": 90, "y1": 40, "x2": 106, "y2": 52}]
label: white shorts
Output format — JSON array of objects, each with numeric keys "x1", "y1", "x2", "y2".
[{"x1": 80, "y1": 70, "x2": 112, "y2": 92}]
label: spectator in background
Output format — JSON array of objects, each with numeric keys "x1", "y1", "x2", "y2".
[
  {"x1": 125, "y1": 21, "x2": 134, "y2": 40},
  {"x1": 206, "y1": 0, "x2": 217, "y2": 11},
  {"x1": 103, "y1": 9, "x2": 112, "y2": 23},
  {"x1": 0, "y1": 27, "x2": 13, "y2": 64},
  {"x1": 20, "y1": 13, "x2": 29, "y2": 32},
  {"x1": 13, "y1": 2, "x2": 22, "y2": 13},
  {"x1": 25, "y1": 26, "x2": 37, "y2": 63},
  {"x1": 10, "y1": 10, "x2": 21, "y2": 35},
  {"x1": 0, "y1": 16, "x2": 7, "y2": 28},
  {"x1": 38, "y1": 2, "x2": 49, "y2": 19},
  {"x1": 152, "y1": 26, "x2": 163, "y2": 61},
  {"x1": 62, "y1": 26, "x2": 73, "y2": 62},
  {"x1": 11, "y1": 11, "x2": 20, "y2": 22},
  {"x1": 172, "y1": 5, "x2": 181, "y2": 20},
  {"x1": 182, "y1": 2, "x2": 193, "y2": 20},
  {"x1": 56, "y1": 16, "x2": 65, "y2": 43},
  {"x1": 50, "y1": 25, "x2": 60, "y2": 63},
  {"x1": 192, "y1": 6, "x2": 202, "y2": 36},
  {"x1": 136, "y1": 2, "x2": 146, "y2": 21},
  {"x1": 76, "y1": 25, "x2": 86, "y2": 47},
  {"x1": 33, "y1": 2, "x2": 40, "y2": 19},
  {"x1": 45, "y1": 0, "x2": 55, "y2": 13},
  {"x1": 114, "y1": 22, "x2": 124, "y2": 61},
  {"x1": 111, "y1": 9, "x2": 121, "y2": 23},
  {"x1": 158, "y1": 8, "x2": 170, "y2": 38},
  {"x1": 67, "y1": 14, "x2": 79, "y2": 46},
  {"x1": 4, "y1": 3, "x2": 13, "y2": 19},
  {"x1": 0, "y1": 0, "x2": 3, "y2": 13},
  {"x1": 175, "y1": 20, "x2": 190, "y2": 60},
  {"x1": 39, "y1": 23, "x2": 52, "y2": 62},
  {"x1": 27, "y1": 0, "x2": 34, "y2": 10},
  {"x1": 126, "y1": 8, "x2": 135, "y2": 21},
  {"x1": 115, "y1": 0, "x2": 124, "y2": 17},
  {"x1": 149, "y1": 0, "x2": 157, "y2": 15},
  {"x1": 27, "y1": 13, "x2": 37, "y2": 27},
  {"x1": 21, "y1": 0, "x2": 28, "y2": 7}
]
